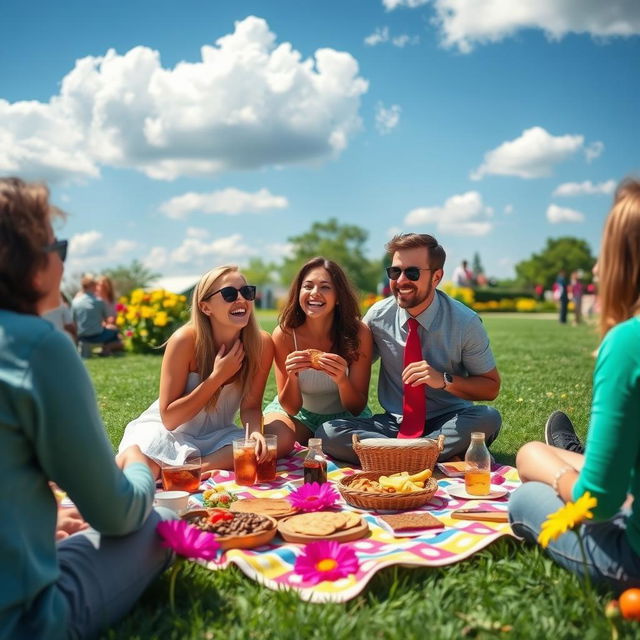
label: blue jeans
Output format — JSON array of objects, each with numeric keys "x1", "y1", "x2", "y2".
[
  {"x1": 509, "y1": 482, "x2": 640, "y2": 592},
  {"x1": 57, "y1": 508, "x2": 174, "y2": 639},
  {"x1": 316, "y1": 405, "x2": 501, "y2": 465}
]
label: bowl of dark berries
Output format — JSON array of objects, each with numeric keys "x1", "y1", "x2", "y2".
[{"x1": 182, "y1": 508, "x2": 277, "y2": 550}]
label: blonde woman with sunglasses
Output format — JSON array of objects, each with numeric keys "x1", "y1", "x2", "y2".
[{"x1": 118, "y1": 266, "x2": 295, "y2": 476}]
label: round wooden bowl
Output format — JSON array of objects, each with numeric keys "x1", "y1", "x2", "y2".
[
  {"x1": 182, "y1": 509, "x2": 277, "y2": 550},
  {"x1": 338, "y1": 472, "x2": 438, "y2": 511}
]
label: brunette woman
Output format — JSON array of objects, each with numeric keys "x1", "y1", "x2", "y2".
[
  {"x1": 509, "y1": 178, "x2": 640, "y2": 591},
  {"x1": 263, "y1": 257, "x2": 372, "y2": 444}
]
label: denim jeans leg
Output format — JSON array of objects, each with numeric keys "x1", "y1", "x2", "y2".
[
  {"x1": 509, "y1": 482, "x2": 640, "y2": 591},
  {"x1": 56, "y1": 508, "x2": 175, "y2": 639},
  {"x1": 316, "y1": 412, "x2": 400, "y2": 465},
  {"x1": 426, "y1": 405, "x2": 502, "y2": 460}
]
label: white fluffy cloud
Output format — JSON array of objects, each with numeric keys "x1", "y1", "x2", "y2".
[
  {"x1": 552, "y1": 179, "x2": 616, "y2": 197},
  {"x1": 428, "y1": 0, "x2": 640, "y2": 53},
  {"x1": 66, "y1": 230, "x2": 137, "y2": 273},
  {"x1": 383, "y1": 0, "x2": 428, "y2": 10},
  {"x1": 364, "y1": 26, "x2": 419, "y2": 46},
  {"x1": 375, "y1": 103, "x2": 401, "y2": 135},
  {"x1": 405, "y1": 191, "x2": 493, "y2": 235},
  {"x1": 585, "y1": 141, "x2": 604, "y2": 162},
  {"x1": 471, "y1": 127, "x2": 594, "y2": 180},
  {"x1": 170, "y1": 233, "x2": 254, "y2": 265},
  {"x1": 547, "y1": 203, "x2": 585, "y2": 223},
  {"x1": 159, "y1": 187, "x2": 289, "y2": 219},
  {"x1": 0, "y1": 16, "x2": 368, "y2": 183}
]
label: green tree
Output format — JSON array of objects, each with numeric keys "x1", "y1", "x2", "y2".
[
  {"x1": 472, "y1": 251, "x2": 484, "y2": 276},
  {"x1": 243, "y1": 257, "x2": 278, "y2": 286},
  {"x1": 280, "y1": 218, "x2": 379, "y2": 293},
  {"x1": 514, "y1": 237, "x2": 595, "y2": 290},
  {"x1": 104, "y1": 260, "x2": 160, "y2": 297}
]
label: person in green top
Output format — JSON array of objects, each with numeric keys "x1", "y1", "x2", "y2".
[
  {"x1": 509, "y1": 178, "x2": 640, "y2": 591},
  {"x1": 0, "y1": 178, "x2": 173, "y2": 639}
]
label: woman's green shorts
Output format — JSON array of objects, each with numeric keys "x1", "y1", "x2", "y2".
[{"x1": 263, "y1": 397, "x2": 372, "y2": 434}]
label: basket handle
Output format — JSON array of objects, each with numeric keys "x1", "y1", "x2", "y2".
[
  {"x1": 352, "y1": 433, "x2": 361, "y2": 446},
  {"x1": 436, "y1": 434, "x2": 445, "y2": 452}
]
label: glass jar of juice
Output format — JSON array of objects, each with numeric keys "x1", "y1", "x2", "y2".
[{"x1": 464, "y1": 432, "x2": 490, "y2": 495}]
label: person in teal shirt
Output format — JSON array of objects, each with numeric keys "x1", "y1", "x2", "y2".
[
  {"x1": 509, "y1": 178, "x2": 640, "y2": 591},
  {"x1": 0, "y1": 177, "x2": 173, "y2": 639}
]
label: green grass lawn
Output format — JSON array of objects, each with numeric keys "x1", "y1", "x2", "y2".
[{"x1": 88, "y1": 315, "x2": 634, "y2": 639}]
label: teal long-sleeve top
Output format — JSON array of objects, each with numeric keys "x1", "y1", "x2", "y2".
[
  {"x1": 0, "y1": 311, "x2": 155, "y2": 639},
  {"x1": 572, "y1": 316, "x2": 640, "y2": 555}
]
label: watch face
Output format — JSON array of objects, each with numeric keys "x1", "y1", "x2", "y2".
[{"x1": 444, "y1": 372, "x2": 453, "y2": 384}]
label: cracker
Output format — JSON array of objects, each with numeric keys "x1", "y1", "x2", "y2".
[
  {"x1": 231, "y1": 498, "x2": 294, "y2": 518},
  {"x1": 307, "y1": 349, "x2": 324, "y2": 370},
  {"x1": 379, "y1": 512, "x2": 443, "y2": 532},
  {"x1": 342, "y1": 511, "x2": 362, "y2": 529},
  {"x1": 287, "y1": 512, "x2": 347, "y2": 536}
]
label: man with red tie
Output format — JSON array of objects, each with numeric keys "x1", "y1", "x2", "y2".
[{"x1": 317, "y1": 233, "x2": 501, "y2": 464}]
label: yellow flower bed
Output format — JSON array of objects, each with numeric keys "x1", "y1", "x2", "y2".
[{"x1": 116, "y1": 289, "x2": 189, "y2": 353}]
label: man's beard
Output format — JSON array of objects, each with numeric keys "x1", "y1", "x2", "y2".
[{"x1": 392, "y1": 280, "x2": 433, "y2": 310}]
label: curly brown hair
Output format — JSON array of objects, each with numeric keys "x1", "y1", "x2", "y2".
[
  {"x1": 279, "y1": 257, "x2": 362, "y2": 364},
  {"x1": 0, "y1": 177, "x2": 64, "y2": 314}
]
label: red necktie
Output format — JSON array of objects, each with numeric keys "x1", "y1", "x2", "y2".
[{"x1": 399, "y1": 317, "x2": 426, "y2": 439}]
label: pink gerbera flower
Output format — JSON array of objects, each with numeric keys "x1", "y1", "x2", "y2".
[
  {"x1": 294, "y1": 540, "x2": 360, "y2": 585},
  {"x1": 156, "y1": 520, "x2": 220, "y2": 611},
  {"x1": 156, "y1": 520, "x2": 220, "y2": 561},
  {"x1": 287, "y1": 482, "x2": 339, "y2": 512}
]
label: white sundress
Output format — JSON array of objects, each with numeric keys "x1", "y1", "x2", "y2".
[{"x1": 117, "y1": 372, "x2": 243, "y2": 465}]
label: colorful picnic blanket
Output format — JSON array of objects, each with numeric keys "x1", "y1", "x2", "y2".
[{"x1": 190, "y1": 448, "x2": 521, "y2": 603}]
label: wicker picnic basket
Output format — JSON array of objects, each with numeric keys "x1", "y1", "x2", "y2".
[
  {"x1": 338, "y1": 472, "x2": 438, "y2": 511},
  {"x1": 352, "y1": 433, "x2": 445, "y2": 475}
]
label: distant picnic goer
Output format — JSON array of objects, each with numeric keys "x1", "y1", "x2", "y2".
[
  {"x1": 41, "y1": 292, "x2": 77, "y2": 343},
  {"x1": 509, "y1": 178, "x2": 640, "y2": 591},
  {"x1": 451, "y1": 259, "x2": 474, "y2": 288},
  {"x1": 570, "y1": 271, "x2": 584, "y2": 325},
  {"x1": 72, "y1": 274, "x2": 123, "y2": 355},
  {"x1": 96, "y1": 274, "x2": 117, "y2": 327},
  {"x1": 554, "y1": 270, "x2": 570, "y2": 324},
  {"x1": 0, "y1": 177, "x2": 172, "y2": 639},
  {"x1": 117, "y1": 265, "x2": 296, "y2": 476}
]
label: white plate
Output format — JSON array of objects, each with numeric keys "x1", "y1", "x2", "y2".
[{"x1": 446, "y1": 484, "x2": 508, "y2": 500}]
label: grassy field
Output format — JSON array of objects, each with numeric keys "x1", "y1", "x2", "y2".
[{"x1": 87, "y1": 315, "x2": 634, "y2": 639}]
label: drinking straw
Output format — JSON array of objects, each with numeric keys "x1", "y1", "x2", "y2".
[{"x1": 245, "y1": 422, "x2": 249, "y2": 441}]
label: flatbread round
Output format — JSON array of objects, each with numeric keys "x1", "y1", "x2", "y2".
[
  {"x1": 231, "y1": 498, "x2": 295, "y2": 519},
  {"x1": 286, "y1": 512, "x2": 347, "y2": 536}
]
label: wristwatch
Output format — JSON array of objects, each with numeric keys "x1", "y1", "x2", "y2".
[{"x1": 442, "y1": 372, "x2": 453, "y2": 389}]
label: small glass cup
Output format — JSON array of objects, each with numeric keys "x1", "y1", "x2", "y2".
[
  {"x1": 161, "y1": 453, "x2": 202, "y2": 493},
  {"x1": 256, "y1": 435, "x2": 277, "y2": 483},
  {"x1": 232, "y1": 438, "x2": 257, "y2": 486}
]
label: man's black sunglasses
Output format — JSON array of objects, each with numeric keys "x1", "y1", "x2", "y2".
[
  {"x1": 386, "y1": 266, "x2": 432, "y2": 281},
  {"x1": 43, "y1": 238, "x2": 68, "y2": 263},
  {"x1": 204, "y1": 285, "x2": 257, "y2": 303}
]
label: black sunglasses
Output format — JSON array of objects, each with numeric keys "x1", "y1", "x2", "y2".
[
  {"x1": 386, "y1": 266, "x2": 432, "y2": 281},
  {"x1": 204, "y1": 285, "x2": 257, "y2": 303},
  {"x1": 43, "y1": 238, "x2": 68, "y2": 263}
]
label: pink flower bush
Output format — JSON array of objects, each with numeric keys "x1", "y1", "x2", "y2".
[
  {"x1": 294, "y1": 540, "x2": 359, "y2": 585},
  {"x1": 287, "y1": 482, "x2": 339, "y2": 512},
  {"x1": 157, "y1": 519, "x2": 220, "y2": 561}
]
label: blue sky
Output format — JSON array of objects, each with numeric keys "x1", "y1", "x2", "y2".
[{"x1": 2, "y1": 1, "x2": 639, "y2": 289}]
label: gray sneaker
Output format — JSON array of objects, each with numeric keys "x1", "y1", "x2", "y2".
[{"x1": 544, "y1": 410, "x2": 584, "y2": 454}]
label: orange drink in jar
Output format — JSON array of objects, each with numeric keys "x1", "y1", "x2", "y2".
[{"x1": 465, "y1": 469, "x2": 491, "y2": 495}]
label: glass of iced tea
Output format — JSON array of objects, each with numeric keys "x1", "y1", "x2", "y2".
[
  {"x1": 161, "y1": 453, "x2": 202, "y2": 493},
  {"x1": 256, "y1": 435, "x2": 277, "y2": 483},
  {"x1": 233, "y1": 438, "x2": 257, "y2": 486}
]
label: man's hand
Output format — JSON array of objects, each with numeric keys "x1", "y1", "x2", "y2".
[{"x1": 402, "y1": 360, "x2": 445, "y2": 389}]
